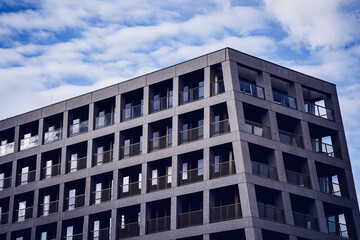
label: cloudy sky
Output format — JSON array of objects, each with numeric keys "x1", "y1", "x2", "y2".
[{"x1": 1, "y1": 0, "x2": 360, "y2": 200}]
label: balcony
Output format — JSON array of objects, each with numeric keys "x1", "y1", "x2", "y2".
[
  {"x1": 121, "y1": 142, "x2": 142, "y2": 159},
  {"x1": 0, "y1": 211, "x2": 8, "y2": 225},
  {"x1": 305, "y1": 101, "x2": 334, "y2": 121},
  {"x1": 180, "y1": 85, "x2": 204, "y2": 104},
  {"x1": 42, "y1": 163, "x2": 61, "y2": 179},
  {"x1": 67, "y1": 156, "x2": 87, "y2": 173},
  {"x1": 179, "y1": 126, "x2": 203, "y2": 144},
  {"x1": 148, "y1": 175, "x2": 171, "y2": 192},
  {"x1": 95, "y1": 112, "x2": 115, "y2": 129},
  {"x1": 0, "y1": 142, "x2": 14, "y2": 156},
  {"x1": 39, "y1": 200, "x2": 59, "y2": 216},
  {"x1": 327, "y1": 220, "x2": 354, "y2": 239},
  {"x1": 210, "y1": 160, "x2": 235, "y2": 179},
  {"x1": 178, "y1": 167, "x2": 203, "y2": 186},
  {"x1": 69, "y1": 120, "x2": 88, "y2": 137},
  {"x1": 319, "y1": 179, "x2": 348, "y2": 198},
  {"x1": 293, "y1": 212, "x2": 319, "y2": 231},
  {"x1": 15, "y1": 206, "x2": 33, "y2": 222},
  {"x1": 279, "y1": 130, "x2": 303, "y2": 148},
  {"x1": 244, "y1": 120, "x2": 271, "y2": 139},
  {"x1": 150, "y1": 95, "x2": 173, "y2": 113},
  {"x1": 177, "y1": 210, "x2": 203, "y2": 228},
  {"x1": 65, "y1": 194, "x2": 85, "y2": 211},
  {"x1": 257, "y1": 203, "x2": 284, "y2": 223},
  {"x1": 119, "y1": 181, "x2": 141, "y2": 198},
  {"x1": 0, "y1": 176, "x2": 11, "y2": 190},
  {"x1": 17, "y1": 170, "x2": 36, "y2": 185},
  {"x1": 89, "y1": 227, "x2": 110, "y2": 240},
  {"x1": 92, "y1": 187, "x2": 112, "y2": 204},
  {"x1": 286, "y1": 170, "x2": 311, "y2": 188},
  {"x1": 149, "y1": 135, "x2": 172, "y2": 152},
  {"x1": 210, "y1": 203, "x2": 242, "y2": 223},
  {"x1": 93, "y1": 150, "x2": 113, "y2": 166},
  {"x1": 311, "y1": 139, "x2": 339, "y2": 158},
  {"x1": 252, "y1": 161, "x2": 277, "y2": 180},
  {"x1": 211, "y1": 119, "x2": 230, "y2": 137},
  {"x1": 147, "y1": 216, "x2": 170, "y2": 234},
  {"x1": 273, "y1": 91, "x2": 296, "y2": 109},
  {"x1": 122, "y1": 104, "x2": 143, "y2": 121},
  {"x1": 118, "y1": 222, "x2": 140, "y2": 239},
  {"x1": 239, "y1": 80, "x2": 264, "y2": 99},
  {"x1": 211, "y1": 80, "x2": 225, "y2": 96},
  {"x1": 44, "y1": 128, "x2": 63, "y2": 144},
  {"x1": 20, "y1": 135, "x2": 39, "y2": 151}
]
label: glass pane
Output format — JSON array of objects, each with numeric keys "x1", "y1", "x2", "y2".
[{"x1": 123, "y1": 176, "x2": 129, "y2": 193}]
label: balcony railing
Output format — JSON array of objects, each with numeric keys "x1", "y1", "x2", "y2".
[
  {"x1": 118, "y1": 222, "x2": 140, "y2": 239},
  {"x1": 0, "y1": 212, "x2": 8, "y2": 225},
  {"x1": 147, "y1": 216, "x2": 171, "y2": 234},
  {"x1": 67, "y1": 156, "x2": 87, "y2": 173},
  {"x1": 279, "y1": 130, "x2": 303, "y2": 148},
  {"x1": 17, "y1": 170, "x2": 36, "y2": 185},
  {"x1": 147, "y1": 175, "x2": 171, "y2": 192},
  {"x1": 39, "y1": 200, "x2": 59, "y2": 216},
  {"x1": 304, "y1": 101, "x2": 334, "y2": 121},
  {"x1": 257, "y1": 203, "x2": 284, "y2": 223},
  {"x1": 122, "y1": 104, "x2": 143, "y2": 121},
  {"x1": 273, "y1": 91, "x2": 297, "y2": 109},
  {"x1": 0, "y1": 176, "x2": 11, "y2": 190},
  {"x1": 0, "y1": 142, "x2": 14, "y2": 156},
  {"x1": 20, "y1": 135, "x2": 39, "y2": 151},
  {"x1": 15, "y1": 206, "x2": 33, "y2": 222},
  {"x1": 239, "y1": 80, "x2": 264, "y2": 99},
  {"x1": 44, "y1": 128, "x2": 63, "y2": 144},
  {"x1": 63, "y1": 233, "x2": 83, "y2": 240},
  {"x1": 150, "y1": 95, "x2": 173, "y2": 113},
  {"x1": 252, "y1": 161, "x2": 277, "y2": 180},
  {"x1": 179, "y1": 126, "x2": 203, "y2": 144},
  {"x1": 93, "y1": 149, "x2": 113, "y2": 166},
  {"x1": 121, "y1": 142, "x2": 142, "y2": 159},
  {"x1": 119, "y1": 181, "x2": 141, "y2": 198},
  {"x1": 211, "y1": 119, "x2": 230, "y2": 137},
  {"x1": 293, "y1": 212, "x2": 319, "y2": 231},
  {"x1": 178, "y1": 210, "x2": 203, "y2": 228},
  {"x1": 180, "y1": 85, "x2": 204, "y2": 104},
  {"x1": 92, "y1": 187, "x2": 112, "y2": 204},
  {"x1": 327, "y1": 220, "x2": 354, "y2": 239},
  {"x1": 210, "y1": 160, "x2": 235, "y2": 179},
  {"x1": 69, "y1": 120, "x2": 88, "y2": 136},
  {"x1": 319, "y1": 179, "x2": 348, "y2": 198},
  {"x1": 95, "y1": 112, "x2": 115, "y2": 129},
  {"x1": 89, "y1": 227, "x2": 110, "y2": 240},
  {"x1": 311, "y1": 139, "x2": 340, "y2": 158},
  {"x1": 286, "y1": 170, "x2": 311, "y2": 188},
  {"x1": 210, "y1": 203, "x2": 242, "y2": 223},
  {"x1": 178, "y1": 167, "x2": 203, "y2": 186},
  {"x1": 149, "y1": 135, "x2": 172, "y2": 152},
  {"x1": 42, "y1": 163, "x2": 61, "y2": 179},
  {"x1": 244, "y1": 120, "x2": 271, "y2": 139},
  {"x1": 64, "y1": 194, "x2": 85, "y2": 211},
  {"x1": 211, "y1": 80, "x2": 225, "y2": 96}
]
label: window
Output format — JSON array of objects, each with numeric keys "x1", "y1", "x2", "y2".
[
  {"x1": 98, "y1": 111, "x2": 105, "y2": 127},
  {"x1": 121, "y1": 215, "x2": 125, "y2": 229},
  {"x1": 167, "y1": 166, "x2": 172, "y2": 184},
  {"x1": 138, "y1": 173, "x2": 142, "y2": 189},
  {"x1": 21, "y1": 166, "x2": 29, "y2": 185},
  {"x1": 151, "y1": 169, "x2": 158, "y2": 186},
  {"x1": 72, "y1": 119, "x2": 80, "y2": 134},
  {"x1": 45, "y1": 160, "x2": 52, "y2": 179},
  {"x1": 198, "y1": 159, "x2": 204, "y2": 176},
  {"x1": 214, "y1": 155, "x2": 220, "y2": 173},
  {"x1": 70, "y1": 153, "x2": 78, "y2": 172},
  {"x1": 0, "y1": 173, "x2": 4, "y2": 190},
  {"x1": 182, "y1": 163, "x2": 188, "y2": 180},
  {"x1": 66, "y1": 226, "x2": 74, "y2": 240},
  {"x1": 41, "y1": 232, "x2": 47, "y2": 240},
  {"x1": 93, "y1": 220, "x2": 100, "y2": 240},
  {"x1": 123, "y1": 176, "x2": 129, "y2": 193},
  {"x1": 68, "y1": 189, "x2": 76, "y2": 210},
  {"x1": 97, "y1": 146, "x2": 103, "y2": 165},
  {"x1": 95, "y1": 183, "x2": 102, "y2": 204},
  {"x1": 43, "y1": 195, "x2": 50, "y2": 216},
  {"x1": 18, "y1": 201, "x2": 26, "y2": 222}
]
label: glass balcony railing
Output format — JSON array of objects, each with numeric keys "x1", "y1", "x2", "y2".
[
  {"x1": 67, "y1": 156, "x2": 87, "y2": 173},
  {"x1": 0, "y1": 175, "x2": 11, "y2": 190},
  {"x1": 121, "y1": 142, "x2": 142, "y2": 159},
  {"x1": 0, "y1": 142, "x2": 14, "y2": 156},
  {"x1": 178, "y1": 167, "x2": 204, "y2": 186},
  {"x1": 211, "y1": 80, "x2": 225, "y2": 96},
  {"x1": 15, "y1": 206, "x2": 33, "y2": 222},
  {"x1": 64, "y1": 194, "x2": 85, "y2": 211},
  {"x1": 69, "y1": 120, "x2": 88, "y2": 137},
  {"x1": 20, "y1": 135, "x2": 39, "y2": 151},
  {"x1": 95, "y1": 112, "x2": 115, "y2": 129},
  {"x1": 319, "y1": 179, "x2": 348, "y2": 198},
  {"x1": 257, "y1": 203, "x2": 284, "y2": 223},
  {"x1": 180, "y1": 85, "x2": 204, "y2": 104},
  {"x1": 147, "y1": 216, "x2": 171, "y2": 234},
  {"x1": 149, "y1": 135, "x2": 172, "y2": 152},
  {"x1": 311, "y1": 139, "x2": 340, "y2": 158},
  {"x1": 244, "y1": 120, "x2": 271, "y2": 139},
  {"x1": 239, "y1": 80, "x2": 264, "y2": 99},
  {"x1": 122, "y1": 104, "x2": 143, "y2": 121},
  {"x1": 18, "y1": 170, "x2": 36, "y2": 185},
  {"x1": 0, "y1": 211, "x2": 8, "y2": 225},
  {"x1": 63, "y1": 233, "x2": 83, "y2": 240},
  {"x1": 42, "y1": 163, "x2": 61, "y2": 179},
  {"x1": 147, "y1": 175, "x2": 172, "y2": 192},
  {"x1": 89, "y1": 227, "x2": 110, "y2": 240},
  {"x1": 285, "y1": 170, "x2": 311, "y2": 188},
  {"x1": 92, "y1": 187, "x2": 112, "y2": 204},
  {"x1": 179, "y1": 126, "x2": 203, "y2": 144},
  {"x1": 150, "y1": 95, "x2": 173, "y2": 113},
  {"x1": 210, "y1": 203, "x2": 242, "y2": 223},
  {"x1": 279, "y1": 130, "x2": 303, "y2": 148},
  {"x1": 39, "y1": 200, "x2": 59, "y2": 216},
  {"x1": 177, "y1": 210, "x2": 203, "y2": 228},
  {"x1": 293, "y1": 212, "x2": 319, "y2": 231},
  {"x1": 252, "y1": 161, "x2": 277, "y2": 180},
  {"x1": 273, "y1": 91, "x2": 296, "y2": 109},
  {"x1": 44, "y1": 128, "x2": 63, "y2": 144},
  {"x1": 93, "y1": 150, "x2": 113, "y2": 166},
  {"x1": 211, "y1": 119, "x2": 230, "y2": 137},
  {"x1": 119, "y1": 181, "x2": 141, "y2": 198},
  {"x1": 118, "y1": 222, "x2": 140, "y2": 239},
  {"x1": 210, "y1": 160, "x2": 236, "y2": 179},
  {"x1": 327, "y1": 220, "x2": 354, "y2": 239},
  {"x1": 304, "y1": 101, "x2": 334, "y2": 121}
]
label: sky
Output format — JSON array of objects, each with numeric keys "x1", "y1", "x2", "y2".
[{"x1": 0, "y1": 0, "x2": 360, "y2": 202}]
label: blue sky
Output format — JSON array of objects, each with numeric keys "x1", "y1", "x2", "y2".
[{"x1": 1, "y1": 0, "x2": 360, "y2": 201}]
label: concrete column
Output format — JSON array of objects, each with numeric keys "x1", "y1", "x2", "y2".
[
  {"x1": 203, "y1": 234, "x2": 210, "y2": 240},
  {"x1": 88, "y1": 102, "x2": 94, "y2": 131},
  {"x1": 203, "y1": 190, "x2": 210, "y2": 224},
  {"x1": 170, "y1": 196, "x2": 177, "y2": 230},
  {"x1": 173, "y1": 76, "x2": 179, "y2": 107},
  {"x1": 113, "y1": 131, "x2": 120, "y2": 162},
  {"x1": 14, "y1": 125, "x2": 20, "y2": 153},
  {"x1": 82, "y1": 215, "x2": 89, "y2": 240},
  {"x1": 307, "y1": 159, "x2": 320, "y2": 191},
  {"x1": 226, "y1": 100, "x2": 239, "y2": 132},
  {"x1": 238, "y1": 183, "x2": 258, "y2": 217},
  {"x1": 268, "y1": 111, "x2": 280, "y2": 141},
  {"x1": 35, "y1": 153, "x2": 42, "y2": 181},
  {"x1": 245, "y1": 227, "x2": 263, "y2": 240},
  {"x1": 300, "y1": 120, "x2": 312, "y2": 151},
  {"x1": 31, "y1": 225, "x2": 36, "y2": 240},
  {"x1": 87, "y1": 139, "x2": 93, "y2": 169},
  {"x1": 111, "y1": 208, "x2": 117, "y2": 240},
  {"x1": 234, "y1": 100, "x2": 245, "y2": 131},
  {"x1": 7, "y1": 194, "x2": 14, "y2": 226},
  {"x1": 274, "y1": 150, "x2": 286, "y2": 183},
  {"x1": 172, "y1": 115, "x2": 179, "y2": 147},
  {"x1": 203, "y1": 147, "x2": 210, "y2": 181},
  {"x1": 11, "y1": 159, "x2": 17, "y2": 188},
  {"x1": 141, "y1": 162, "x2": 147, "y2": 194},
  {"x1": 115, "y1": 94, "x2": 121, "y2": 124},
  {"x1": 261, "y1": 72, "x2": 273, "y2": 102},
  {"x1": 32, "y1": 189, "x2": 39, "y2": 220},
  {"x1": 62, "y1": 111, "x2": 68, "y2": 139},
  {"x1": 140, "y1": 202, "x2": 146, "y2": 235},
  {"x1": 204, "y1": 106, "x2": 210, "y2": 139},
  {"x1": 281, "y1": 191, "x2": 294, "y2": 225},
  {"x1": 171, "y1": 156, "x2": 178, "y2": 188},
  {"x1": 222, "y1": 60, "x2": 239, "y2": 92},
  {"x1": 142, "y1": 123, "x2": 148, "y2": 154},
  {"x1": 56, "y1": 220, "x2": 62, "y2": 240},
  {"x1": 234, "y1": 141, "x2": 250, "y2": 174},
  {"x1": 143, "y1": 86, "x2": 149, "y2": 116},
  {"x1": 289, "y1": 236, "x2": 297, "y2": 240},
  {"x1": 38, "y1": 118, "x2": 44, "y2": 146},
  {"x1": 112, "y1": 169, "x2": 119, "y2": 201},
  {"x1": 204, "y1": 67, "x2": 211, "y2": 98},
  {"x1": 351, "y1": 209, "x2": 360, "y2": 239},
  {"x1": 58, "y1": 182, "x2": 65, "y2": 215},
  {"x1": 61, "y1": 145, "x2": 67, "y2": 175},
  {"x1": 85, "y1": 176, "x2": 91, "y2": 206},
  {"x1": 294, "y1": 83, "x2": 305, "y2": 112},
  {"x1": 315, "y1": 200, "x2": 328, "y2": 233}
]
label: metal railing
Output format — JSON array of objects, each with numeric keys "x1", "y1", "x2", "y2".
[
  {"x1": 67, "y1": 156, "x2": 87, "y2": 173},
  {"x1": 0, "y1": 212, "x2": 8, "y2": 225},
  {"x1": 42, "y1": 163, "x2": 61, "y2": 179},
  {"x1": 0, "y1": 142, "x2": 14, "y2": 156},
  {"x1": 64, "y1": 194, "x2": 85, "y2": 211},
  {"x1": 89, "y1": 227, "x2": 110, "y2": 240},
  {"x1": 210, "y1": 160, "x2": 236, "y2": 179},
  {"x1": 150, "y1": 95, "x2": 173, "y2": 113},
  {"x1": 17, "y1": 170, "x2": 36, "y2": 185},
  {"x1": 210, "y1": 203, "x2": 242, "y2": 223},
  {"x1": 319, "y1": 179, "x2": 348, "y2": 198},
  {"x1": 92, "y1": 187, "x2": 112, "y2": 204},
  {"x1": 93, "y1": 149, "x2": 113, "y2": 166},
  {"x1": 311, "y1": 139, "x2": 340, "y2": 158},
  {"x1": 178, "y1": 167, "x2": 204, "y2": 186},
  {"x1": 0, "y1": 176, "x2": 11, "y2": 190},
  {"x1": 180, "y1": 85, "x2": 204, "y2": 104},
  {"x1": 118, "y1": 222, "x2": 140, "y2": 239},
  {"x1": 15, "y1": 206, "x2": 33, "y2": 222},
  {"x1": 211, "y1": 80, "x2": 225, "y2": 96},
  {"x1": 121, "y1": 142, "x2": 142, "y2": 159},
  {"x1": 178, "y1": 210, "x2": 203, "y2": 228},
  {"x1": 327, "y1": 220, "x2": 354, "y2": 239},
  {"x1": 286, "y1": 170, "x2": 311, "y2": 188},
  {"x1": 122, "y1": 104, "x2": 143, "y2": 121},
  {"x1": 211, "y1": 119, "x2": 230, "y2": 136},
  {"x1": 239, "y1": 80, "x2": 264, "y2": 99},
  {"x1": 44, "y1": 128, "x2": 63, "y2": 144},
  {"x1": 63, "y1": 233, "x2": 83, "y2": 240},
  {"x1": 20, "y1": 135, "x2": 39, "y2": 151},
  {"x1": 149, "y1": 134, "x2": 172, "y2": 152},
  {"x1": 304, "y1": 101, "x2": 334, "y2": 121},
  {"x1": 279, "y1": 130, "x2": 303, "y2": 148},
  {"x1": 69, "y1": 120, "x2": 89, "y2": 136},
  {"x1": 179, "y1": 126, "x2": 203, "y2": 144},
  {"x1": 39, "y1": 200, "x2": 59, "y2": 216},
  {"x1": 244, "y1": 120, "x2": 271, "y2": 139},
  {"x1": 252, "y1": 161, "x2": 277, "y2": 180},
  {"x1": 119, "y1": 181, "x2": 141, "y2": 198},
  {"x1": 257, "y1": 203, "x2": 284, "y2": 223},
  {"x1": 95, "y1": 112, "x2": 115, "y2": 129},
  {"x1": 273, "y1": 90, "x2": 297, "y2": 109},
  {"x1": 147, "y1": 216, "x2": 171, "y2": 234},
  {"x1": 293, "y1": 212, "x2": 319, "y2": 231},
  {"x1": 147, "y1": 175, "x2": 172, "y2": 192}
]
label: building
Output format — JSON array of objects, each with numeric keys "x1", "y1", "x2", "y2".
[{"x1": 0, "y1": 48, "x2": 359, "y2": 240}]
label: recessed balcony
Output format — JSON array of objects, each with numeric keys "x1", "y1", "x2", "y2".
[
  {"x1": 210, "y1": 160, "x2": 235, "y2": 179},
  {"x1": 279, "y1": 130, "x2": 303, "y2": 148},
  {"x1": 286, "y1": 170, "x2": 311, "y2": 188},
  {"x1": 178, "y1": 210, "x2": 203, "y2": 229},
  {"x1": 244, "y1": 120, "x2": 271, "y2": 139},
  {"x1": 252, "y1": 161, "x2": 277, "y2": 180},
  {"x1": 273, "y1": 90, "x2": 296, "y2": 109},
  {"x1": 0, "y1": 141, "x2": 14, "y2": 157},
  {"x1": 293, "y1": 212, "x2": 319, "y2": 231},
  {"x1": 305, "y1": 101, "x2": 334, "y2": 120},
  {"x1": 211, "y1": 119, "x2": 230, "y2": 137},
  {"x1": 69, "y1": 119, "x2": 88, "y2": 137},
  {"x1": 319, "y1": 178, "x2": 348, "y2": 198},
  {"x1": 210, "y1": 203, "x2": 242, "y2": 223},
  {"x1": 239, "y1": 80, "x2": 264, "y2": 99},
  {"x1": 311, "y1": 139, "x2": 340, "y2": 158},
  {"x1": 257, "y1": 203, "x2": 284, "y2": 223}
]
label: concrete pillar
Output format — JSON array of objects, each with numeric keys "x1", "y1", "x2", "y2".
[
  {"x1": 204, "y1": 106, "x2": 210, "y2": 139},
  {"x1": 170, "y1": 196, "x2": 177, "y2": 230},
  {"x1": 56, "y1": 220, "x2": 62, "y2": 240},
  {"x1": 238, "y1": 183, "x2": 258, "y2": 218},
  {"x1": 112, "y1": 169, "x2": 119, "y2": 201},
  {"x1": 141, "y1": 162, "x2": 147, "y2": 195},
  {"x1": 171, "y1": 156, "x2": 178, "y2": 188},
  {"x1": 261, "y1": 72, "x2": 273, "y2": 102},
  {"x1": 315, "y1": 200, "x2": 328, "y2": 233},
  {"x1": 14, "y1": 125, "x2": 20, "y2": 153},
  {"x1": 204, "y1": 67, "x2": 211, "y2": 98},
  {"x1": 82, "y1": 215, "x2": 89, "y2": 240},
  {"x1": 38, "y1": 118, "x2": 44, "y2": 146},
  {"x1": 61, "y1": 146, "x2": 67, "y2": 175},
  {"x1": 281, "y1": 191, "x2": 294, "y2": 225},
  {"x1": 268, "y1": 111, "x2": 280, "y2": 141},
  {"x1": 142, "y1": 123, "x2": 148, "y2": 154},
  {"x1": 274, "y1": 150, "x2": 286, "y2": 182},
  {"x1": 173, "y1": 77, "x2": 179, "y2": 107},
  {"x1": 203, "y1": 190, "x2": 210, "y2": 224},
  {"x1": 58, "y1": 182, "x2": 64, "y2": 215},
  {"x1": 115, "y1": 94, "x2": 121, "y2": 124},
  {"x1": 143, "y1": 86, "x2": 149, "y2": 116},
  {"x1": 88, "y1": 102, "x2": 94, "y2": 131},
  {"x1": 245, "y1": 227, "x2": 263, "y2": 240},
  {"x1": 307, "y1": 159, "x2": 320, "y2": 191},
  {"x1": 62, "y1": 111, "x2": 68, "y2": 139},
  {"x1": 203, "y1": 147, "x2": 210, "y2": 181},
  {"x1": 111, "y1": 208, "x2": 117, "y2": 240},
  {"x1": 35, "y1": 153, "x2": 41, "y2": 182},
  {"x1": 113, "y1": 131, "x2": 120, "y2": 162},
  {"x1": 222, "y1": 60, "x2": 239, "y2": 92},
  {"x1": 85, "y1": 176, "x2": 91, "y2": 206},
  {"x1": 87, "y1": 139, "x2": 93, "y2": 168},
  {"x1": 140, "y1": 202, "x2": 146, "y2": 235},
  {"x1": 172, "y1": 115, "x2": 179, "y2": 147},
  {"x1": 294, "y1": 83, "x2": 305, "y2": 112},
  {"x1": 300, "y1": 120, "x2": 312, "y2": 151}
]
